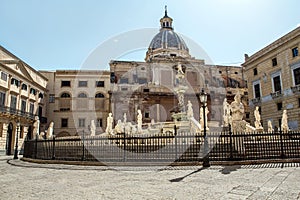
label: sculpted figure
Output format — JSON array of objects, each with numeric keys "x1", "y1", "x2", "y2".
[
  {"x1": 90, "y1": 120, "x2": 96, "y2": 136},
  {"x1": 281, "y1": 110, "x2": 289, "y2": 132},
  {"x1": 177, "y1": 63, "x2": 184, "y2": 75},
  {"x1": 254, "y1": 106, "x2": 262, "y2": 129},
  {"x1": 267, "y1": 120, "x2": 274, "y2": 132},
  {"x1": 187, "y1": 100, "x2": 194, "y2": 118},
  {"x1": 32, "y1": 116, "x2": 40, "y2": 139},
  {"x1": 137, "y1": 109, "x2": 142, "y2": 133},
  {"x1": 223, "y1": 98, "x2": 231, "y2": 127},
  {"x1": 114, "y1": 119, "x2": 123, "y2": 134},
  {"x1": 230, "y1": 92, "x2": 244, "y2": 121},
  {"x1": 106, "y1": 113, "x2": 114, "y2": 134},
  {"x1": 47, "y1": 122, "x2": 54, "y2": 139},
  {"x1": 123, "y1": 113, "x2": 127, "y2": 124}
]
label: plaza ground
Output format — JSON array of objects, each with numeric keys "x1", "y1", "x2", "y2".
[{"x1": 1, "y1": 155, "x2": 300, "y2": 199}]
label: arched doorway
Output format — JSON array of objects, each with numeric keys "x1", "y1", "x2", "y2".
[{"x1": 6, "y1": 123, "x2": 13, "y2": 155}]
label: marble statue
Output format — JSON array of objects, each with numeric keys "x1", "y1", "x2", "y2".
[
  {"x1": 267, "y1": 120, "x2": 274, "y2": 132},
  {"x1": 137, "y1": 109, "x2": 142, "y2": 133},
  {"x1": 106, "y1": 113, "x2": 113, "y2": 134},
  {"x1": 254, "y1": 106, "x2": 263, "y2": 129},
  {"x1": 177, "y1": 63, "x2": 184, "y2": 75},
  {"x1": 230, "y1": 92, "x2": 246, "y2": 133},
  {"x1": 200, "y1": 106, "x2": 209, "y2": 130},
  {"x1": 47, "y1": 122, "x2": 54, "y2": 139},
  {"x1": 281, "y1": 110, "x2": 289, "y2": 132},
  {"x1": 187, "y1": 100, "x2": 193, "y2": 118},
  {"x1": 222, "y1": 98, "x2": 231, "y2": 127},
  {"x1": 114, "y1": 119, "x2": 124, "y2": 134},
  {"x1": 39, "y1": 132, "x2": 45, "y2": 140},
  {"x1": 123, "y1": 113, "x2": 127, "y2": 123},
  {"x1": 90, "y1": 120, "x2": 96, "y2": 136},
  {"x1": 32, "y1": 116, "x2": 40, "y2": 139}
]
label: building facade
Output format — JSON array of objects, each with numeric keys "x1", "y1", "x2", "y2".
[
  {"x1": 40, "y1": 70, "x2": 110, "y2": 137},
  {"x1": 0, "y1": 45, "x2": 48, "y2": 154},
  {"x1": 110, "y1": 9, "x2": 248, "y2": 127},
  {"x1": 243, "y1": 26, "x2": 300, "y2": 130}
]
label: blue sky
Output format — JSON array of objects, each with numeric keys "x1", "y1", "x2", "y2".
[{"x1": 1, "y1": 0, "x2": 300, "y2": 70}]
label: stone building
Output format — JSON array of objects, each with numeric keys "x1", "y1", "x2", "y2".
[
  {"x1": 110, "y1": 9, "x2": 248, "y2": 127},
  {"x1": 242, "y1": 26, "x2": 300, "y2": 130},
  {"x1": 0, "y1": 45, "x2": 48, "y2": 154},
  {"x1": 40, "y1": 70, "x2": 110, "y2": 137}
]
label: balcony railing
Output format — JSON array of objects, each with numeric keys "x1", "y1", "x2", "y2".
[
  {"x1": 291, "y1": 85, "x2": 300, "y2": 93},
  {"x1": 271, "y1": 90, "x2": 283, "y2": 99},
  {"x1": 251, "y1": 97, "x2": 261, "y2": 105},
  {"x1": 0, "y1": 105, "x2": 35, "y2": 120}
]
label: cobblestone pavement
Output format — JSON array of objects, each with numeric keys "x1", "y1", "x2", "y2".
[{"x1": 1, "y1": 156, "x2": 300, "y2": 199}]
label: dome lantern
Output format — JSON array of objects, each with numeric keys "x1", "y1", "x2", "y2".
[{"x1": 160, "y1": 6, "x2": 173, "y2": 30}]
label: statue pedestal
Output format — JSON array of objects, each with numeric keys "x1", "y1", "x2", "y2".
[{"x1": 255, "y1": 127, "x2": 264, "y2": 133}]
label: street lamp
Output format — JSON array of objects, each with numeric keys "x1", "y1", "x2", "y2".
[
  {"x1": 13, "y1": 121, "x2": 20, "y2": 159},
  {"x1": 200, "y1": 88, "x2": 210, "y2": 167}
]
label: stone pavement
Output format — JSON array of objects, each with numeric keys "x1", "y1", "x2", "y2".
[{"x1": 1, "y1": 155, "x2": 300, "y2": 199}]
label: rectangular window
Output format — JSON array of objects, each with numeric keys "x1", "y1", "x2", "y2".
[
  {"x1": 293, "y1": 67, "x2": 300, "y2": 85},
  {"x1": 272, "y1": 58, "x2": 277, "y2": 66},
  {"x1": 21, "y1": 84, "x2": 27, "y2": 91},
  {"x1": 11, "y1": 78, "x2": 20, "y2": 87},
  {"x1": 253, "y1": 68, "x2": 258, "y2": 76},
  {"x1": 1, "y1": 72, "x2": 7, "y2": 81},
  {"x1": 21, "y1": 100, "x2": 26, "y2": 114},
  {"x1": 78, "y1": 118, "x2": 85, "y2": 127},
  {"x1": 61, "y1": 118, "x2": 68, "y2": 128},
  {"x1": 144, "y1": 112, "x2": 150, "y2": 119},
  {"x1": 119, "y1": 78, "x2": 129, "y2": 84},
  {"x1": 10, "y1": 96, "x2": 17, "y2": 110},
  {"x1": 78, "y1": 81, "x2": 88, "y2": 87},
  {"x1": 29, "y1": 103, "x2": 34, "y2": 114},
  {"x1": 0, "y1": 92, "x2": 5, "y2": 106},
  {"x1": 49, "y1": 94, "x2": 55, "y2": 103},
  {"x1": 95, "y1": 81, "x2": 105, "y2": 87},
  {"x1": 273, "y1": 75, "x2": 281, "y2": 92},
  {"x1": 30, "y1": 88, "x2": 36, "y2": 95},
  {"x1": 138, "y1": 78, "x2": 147, "y2": 84},
  {"x1": 96, "y1": 118, "x2": 102, "y2": 127},
  {"x1": 61, "y1": 81, "x2": 71, "y2": 87},
  {"x1": 254, "y1": 83, "x2": 261, "y2": 98},
  {"x1": 277, "y1": 102, "x2": 282, "y2": 111},
  {"x1": 292, "y1": 47, "x2": 298, "y2": 57}
]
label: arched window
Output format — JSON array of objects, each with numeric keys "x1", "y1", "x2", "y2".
[
  {"x1": 59, "y1": 92, "x2": 71, "y2": 111},
  {"x1": 95, "y1": 93, "x2": 105, "y2": 98},
  {"x1": 61, "y1": 93, "x2": 71, "y2": 98},
  {"x1": 78, "y1": 93, "x2": 87, "y2": 98}
]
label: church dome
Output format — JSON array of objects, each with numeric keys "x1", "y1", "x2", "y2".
[
  {"x1": 145, "y1": 7, "x2": 191, "y2": 61},
  {"x1": 149, "y1": 29, "x2": 189, "y2": 51}
]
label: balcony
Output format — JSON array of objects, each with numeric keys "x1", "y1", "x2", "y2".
[
  {"x1": 271, "y1": 90, "x2": 283, "y2": 99},
  {"x1": 291, "y1": 85, "x2": 300, "y2": 93},
  {"x1": 0, "y1": 105, "x2": 35, "y2": 120},
  {"x1": 251, "y1": 97, "x2": 261, "y2": 105}
]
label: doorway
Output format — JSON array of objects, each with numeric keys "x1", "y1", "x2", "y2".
[{"x1": 6, "y1": 123, "x2": 13, "y2": 155}]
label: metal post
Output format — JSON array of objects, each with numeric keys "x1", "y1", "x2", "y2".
[
  {"x1": 174, "y1": 125, "x2": 178, "y2": 160},
  {"x1": 82, "y1": 130, "x2": 85, "y2": 161},
  {"x1": 123, "y1": 131, "x2": 126, "y2": 162},
  {"x1": 280, "y1": 126, "x2": 285, "y2": 159},
  {"x1": 52, "y1": 136, "x2": 55, "y2": 160},
  {"x1": 203, "y1": 104, "x2": 210, "y2": 167},
  {"x1": 34, "y1": 136, "x2": 38, "y2": 159},
  {"x1": 229, "y1": 124, "x2": 233, "y2": 160},
  {"x1": 13, "y1": 123, "x2": 20, "y2": 159}
]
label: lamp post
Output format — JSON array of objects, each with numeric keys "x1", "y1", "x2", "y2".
[
  {"x1": 13, "y1": 121, "x2": 20, "y2": 159},
  {"x1": 200, "y1": 89, "x2": 210, "y2": 167}
]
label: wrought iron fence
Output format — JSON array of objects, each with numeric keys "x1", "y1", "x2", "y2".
[{"x1": 23, "y1": 130, "x2": 300, "y2": 163}]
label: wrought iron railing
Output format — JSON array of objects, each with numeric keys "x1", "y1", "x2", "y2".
[
  {"x1": 0, "y1": 105, "x2": 35, "y2": 120},
  {"x1": 23, "y1": 130, "x2": 300, "y2": 163}
]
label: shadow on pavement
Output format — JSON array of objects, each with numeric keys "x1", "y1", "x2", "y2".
[
  {"x1": 219, "y1": 165, "x2": 241, "y2": 175},
  {"x1": 169, "y1": 167, "x2": 207, "y2": 182}
]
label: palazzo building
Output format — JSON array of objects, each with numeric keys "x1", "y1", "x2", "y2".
[
  {"x1": 0, "y1": 45, "x2": 48, "y2": 154},
  {"x1": 243, "y1": 26, "x2": 300, "y2": 130},
  {"x1": 40, "y1": 70, "x2": 110, "y2": 137},
  {"x1": 110, "y1": 9, "x2": 248, "y2": 126}
]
